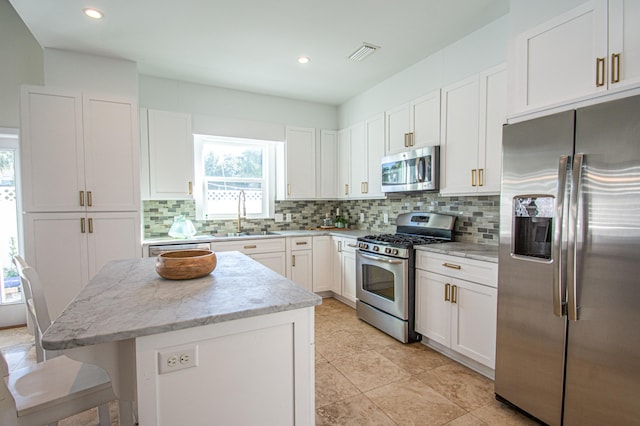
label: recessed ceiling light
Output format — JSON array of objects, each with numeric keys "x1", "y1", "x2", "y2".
[
  {"x1": 83, "y1": 8, "x2": 104, "y2": 20},
  {"x1": 297, "y1": 56, "x2": 310, "y2": 64}
]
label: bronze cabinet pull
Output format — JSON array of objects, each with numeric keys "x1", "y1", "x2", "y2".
[
  {"x1": 443, "y1": 262, "x2": 462, "y2": 270},
  {"x1": 88, "y1": 218, "x2": 94, "y2": 233},
  {"x1": 80, "y1": 218, "x2": 86, "y2": 233},
  {"x1": 445, "y1": 283, "x2": 451, "y2": 301},
  {"x1": 611, "y1": 53, "x2": 621, "y2": 83},
  {"x1": 295, "y1": 241, "x2": 308, "y2": 246},
  {"x1": 292, "y1": 255, "x2": 296, "y2": 267},
  {"x1": 243, "y1": 244, "x2": 257, "y2": 249},
  {"x1": 188, "y1": 181, "x2": 193, "y2": 195},
  {"x1": 596, "y1": 57, "x2": 606, "y2": 87},
  {"x1": 471, "y1": 169, "x2": 477, "y2": 186},
  {"x1": 451, "y1": 285, "x2": 458, "y2": 304},
  {"x1": 79, "y1": 191, "x2": 85, "y2": 207},
  {"x1": 87, "y1": 191, "x2": 92, "y2": 207},
  {"x1": 479, "y1": 169, "x2": 485, "y2": 186}
]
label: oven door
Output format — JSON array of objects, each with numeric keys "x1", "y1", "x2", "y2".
[{"x1": 356, "y1": 250, "x2": 409, "y2": 320}]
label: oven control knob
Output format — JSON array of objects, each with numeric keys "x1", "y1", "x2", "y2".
[
  {"x1": 385, "y1": 248, "x2": 392, "y2": 254},
  {"x1": 373, "y1": 246, "x2": 379, "y2": 252},
  {"x1": 360, "y1": 243, "x2": 369, "y2": 249},
  {"x1": 392, "y1": 249, "x2": 399, "y2": 255}
]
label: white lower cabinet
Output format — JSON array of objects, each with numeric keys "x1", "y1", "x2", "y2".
[
  {"x1": 211, "y1": 238, "x2": 286, "y2": 276},
  {"x1": 312, "y1": 236, "x2": 332, "y2": 292},
  {"x1": 287, "y1": 236, "x2": 313, "y2": 291},
  {"x1": 24, "y1": 212, "x2": 141, "y2": 319},
  {"x1": 415, "y1": 251, "x2": 497, "y2": 370},
  {"x1": 331, "y1": 236, "x2": 357, "y2": 304}
]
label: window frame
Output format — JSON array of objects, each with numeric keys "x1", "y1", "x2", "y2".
[{"x1": 193, "y1": 134, "x2": 277, "y2": 220}]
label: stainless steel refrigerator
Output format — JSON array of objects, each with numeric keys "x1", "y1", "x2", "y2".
[{"x1": 495, "y1": 94, "x2": 640, "y2": 425}]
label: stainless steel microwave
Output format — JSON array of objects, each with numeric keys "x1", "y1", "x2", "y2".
[{"x1": 381, "y1": 146, "x2": 439, "y2": 193}]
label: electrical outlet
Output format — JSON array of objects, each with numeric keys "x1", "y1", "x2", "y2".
[
  {"x1": 285, "y1": 213, "x2": 292, "y2": 222},
  {"x1": 158, "y1": 345, "x2": 198, "y2": 374},
  {"x1": 383, "y1": 213, "x2": 389, "y2": 224},
  {"x1": 274, "y1": 213, "x2": 284, "y2": 222},
  {"x1": 359, "y1": 213, "x2": 365, "y2": 223}
]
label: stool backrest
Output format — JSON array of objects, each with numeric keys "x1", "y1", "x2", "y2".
[{"x1": 13, "y1": 256, "x2": 54, "y2": 359}]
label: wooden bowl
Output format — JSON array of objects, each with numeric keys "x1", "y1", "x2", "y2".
[{"x1": 155, "y1": 250, "x2": 217, "y2": 280}]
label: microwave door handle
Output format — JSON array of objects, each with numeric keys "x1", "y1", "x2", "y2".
[
  {"x1": 416, "y1": 157, "x2": 426, "y2": 182},
  {"x1": 553, "y1": 155, "x2": 570, "y2": 317}
]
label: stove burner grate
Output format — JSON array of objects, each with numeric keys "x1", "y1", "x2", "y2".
[{"x1": 361, "y1": 233, "x2": 447, "y2": 247}]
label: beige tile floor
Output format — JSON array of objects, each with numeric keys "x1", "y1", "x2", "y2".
[
  {"x1": 0, "y1": 298, "x2": 538, "y2": 425},
  {"x1": 314, "y1": 297, "x2": 539, "y2": 426}
]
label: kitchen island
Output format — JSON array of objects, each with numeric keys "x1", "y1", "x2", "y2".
[{"x1": 42, "y1": 251, "x2": 321, "y2": 425}]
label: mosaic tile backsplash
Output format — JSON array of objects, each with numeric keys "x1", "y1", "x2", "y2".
[{"x1": 144, "y1": 193, "x2": 499, "y2": 245}]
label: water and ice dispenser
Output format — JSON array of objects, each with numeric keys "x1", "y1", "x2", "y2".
[{"x1": 512, "y1": 197, "x2": 553, "y2": 260}]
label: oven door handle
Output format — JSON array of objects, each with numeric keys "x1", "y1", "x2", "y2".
[{"x1": 358, "y1": 251, "x2": 405, "y2": 265}]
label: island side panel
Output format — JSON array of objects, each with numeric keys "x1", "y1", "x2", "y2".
[{"x1": 135, "y1": 307, "x2": 315, "y2": 426}]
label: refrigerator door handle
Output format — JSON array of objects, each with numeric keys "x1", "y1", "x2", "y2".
[
  {"x1": 567, "y1": 153, "x2": 585, "y2": 321},
  {"x1": 553, "y1": 155, "x2": 570, "y2": 317}
]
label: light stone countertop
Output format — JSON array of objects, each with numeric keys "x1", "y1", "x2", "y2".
[
  {"x1": 415, "y1": 242, "x2": 499, "y2": 263},
  {"x1": 142, "y1": 229, "x2": 369, "y2": 247},
  {"x1": 41, "y1": 251, "x2": 322, "y2": 351}
]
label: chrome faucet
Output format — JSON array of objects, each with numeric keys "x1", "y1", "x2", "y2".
[{"x1": 237, "y1": 190, "x2": 246, "y2": 233}]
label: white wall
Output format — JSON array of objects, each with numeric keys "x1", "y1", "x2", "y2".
[
  {"x1": 139, "y1": 75, "x2": 338, "y2": 141},
  {"x1": 338, "y1": 15, "x2": 509, "y2": 128},
  {"x1": 44, "y1": 48, "x2": 138, "y2": 99},
  {"x1": 0, "y1": 0, "x2": 43, "y2": 128}
]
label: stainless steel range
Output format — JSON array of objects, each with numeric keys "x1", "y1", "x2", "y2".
[{"x1": 356, "y1": 212, "x2": 456, "y2": 343}]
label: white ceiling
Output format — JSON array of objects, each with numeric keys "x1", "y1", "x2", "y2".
[{"x1": 9, "y1": 0, "x2": 509, "y2": 106}]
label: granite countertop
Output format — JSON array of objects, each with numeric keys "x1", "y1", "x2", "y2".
[
  {"x1": 415, "y1": 242, "x2": 499, "y2": 263},
  {"x1": 41, "y1": 251, "x2": 322, "y2": 350},
  {"x1": 143, "y1": 229, "x2": 369, "y2": 246}
]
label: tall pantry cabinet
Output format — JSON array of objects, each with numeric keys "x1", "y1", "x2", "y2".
[{"x1": 20, "y1": 86, "x2": 141, "y2": 318}]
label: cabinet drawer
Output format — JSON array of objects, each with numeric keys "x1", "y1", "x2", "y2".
[
  {"x1": 416, "y1": 251, "x2": 497, "y2": 288},
  {"x1": 288, "y1": 236, "x2": 312, "y2": 250},
  {"x1": 212, "y1": 238, "x2": 285, "y2": 255}
]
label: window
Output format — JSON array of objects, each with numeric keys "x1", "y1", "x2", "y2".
[
  {"x1": 194, "y1": 135, "x2": 277, "y2": 219},
  {"x1": 0, "y1": 130, "x2": 22, "y2": 305}
]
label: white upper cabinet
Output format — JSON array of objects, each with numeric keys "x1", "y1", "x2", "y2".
[
  {"x1": 284, "y1": 126, "x2": 316, "y2": 199},
  {"x1": 339, "y1": 114, "x2": 386, "y2": 199},
  {"x1": 514, "y1": 0, "x2": 640, "y2": 114},
  {"x1": 609, "y1": 0, "x2": 640, "y2": 91},
  {"x1": 440, "y1": 75, "x2": 480, "y2": 195},
  {"x1": 440, "y1": 64, "x2": 507, "y2": 196},
  {"x1": 478, "y1": 65, "x2": 508, "y2": 193},
  {"x1": 317, "y1": 130, "x2": 337, "y2": 199},
  {"x1": 410, "y1": 91, "x2": 441, "y2": 149},
  {"x1": 145, "y1": 109, "x2": 194, "y2": 200},
  {"x1": 385, "y1": 103, "x2": 411, "y2": 155},
  {"x1": 21, "y1": 86, "x2": 139, "y2": 212},
  {"x1": 337, "y1": 129, "x2": 351, "y2": 199},
  {"x1": 385, "y1": 89, "x2": 441, "y2": 155},
  {"x1": 349, "y1": 122, "x2": 367, "y2": 197},
  {"x1": 364, "y1": 113, "x2": 385, "y2": 198}
]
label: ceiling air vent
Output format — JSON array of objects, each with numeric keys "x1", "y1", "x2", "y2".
[{"x1": 348, "y1": 43, "x2": 380, "y2": 62}]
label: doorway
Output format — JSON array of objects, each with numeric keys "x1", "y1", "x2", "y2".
[{"x1": 0, "y1": 128, "x2": 25, "y2": 327}]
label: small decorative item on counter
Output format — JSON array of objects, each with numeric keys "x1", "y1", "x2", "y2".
[
  {"x1": 155, "y1": 249, "x2": 217, "y2": 280},
  {"x1": 334, "y1": 216, "x2": 348, "y2": 229},
  {"x1": 322, "y1": 212, "x2": 333, "y2": 228},
  {"x1": 168, "y1": 214, "x2": 197, "y2": 238}
]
